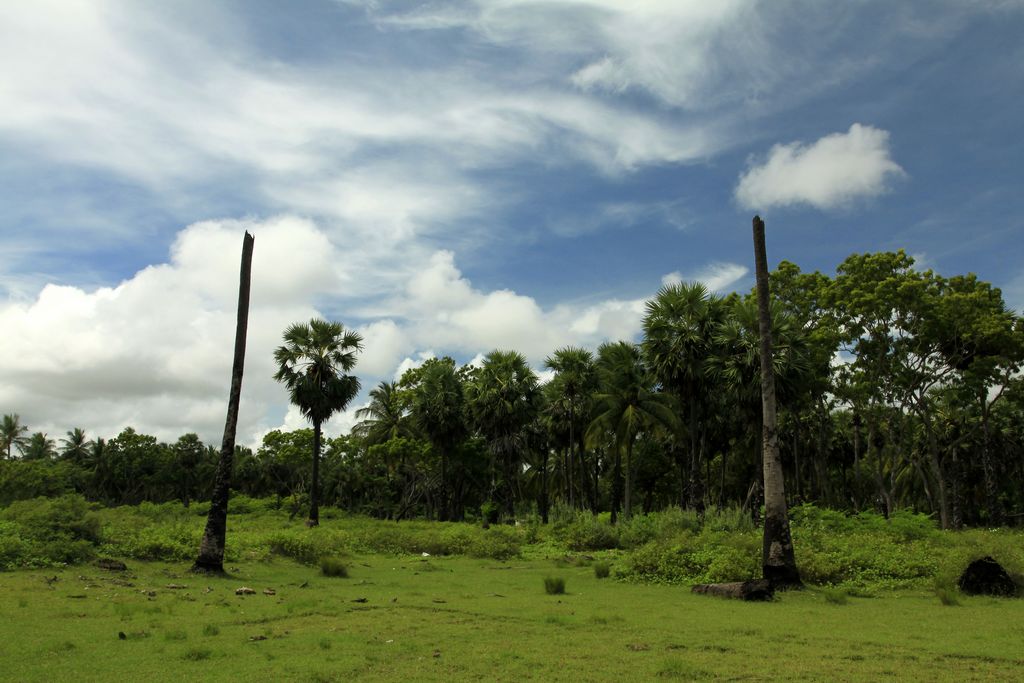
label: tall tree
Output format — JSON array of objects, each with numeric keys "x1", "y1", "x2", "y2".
[
  {"x1": 274, "y1": 318, "x2": 363, "y2": 526},
  {"x1": 752, "y1": 215, "x2": 801, "y2": 588},
  {"x1": 545, "y1": 346, "x2": 597, "y2": 510},
  {"x1": 467, "y1": 350, "x2": 540, "y2": 520},
  {"x1": 410, "y1": 358, "x2": 468, "y2": 520},
  {"x1": 588, "y1": 341, "x2": 677, "y2": 522},
  {"x1": 21, "y1": 432, "x2": 57, "y2": 461},
  {"x1": 194, "y1": 231, "x2": 253, "y2": 574},
  {"x1": 59, "y1": 428, "x2": 93, "y2": 467},
  {"x1": 1, "y1": 414, "x2": 29, "y2": 459},
  {"x1": 642, "y1": 282, "x2": 724, "y2": 512},
  {"x1": 354, "y1": 382, "x2": 413, "y2": 447}
]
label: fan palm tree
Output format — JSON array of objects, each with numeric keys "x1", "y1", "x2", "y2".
[
  {"x1": 411, "y1": 359, "x2": 468, "y2": 520},
  {"x1": 467, "y1": 350, "x2": 540, "y2": 520},
  {"x1": 274, "y1": 318, "x2": 363, "y2": 526},
  {"x1": 544, "y1": 346, "x2": 597, "y2": 509},
  {"x1": 588, "y1": 342, "x2": 678, "y2": 522},
  {"x1": 642, "y1": 282, "x2": 725, "y2": 512},
  {"x1": 1, "y1": 413, "x2": 29, "y2": 459}
]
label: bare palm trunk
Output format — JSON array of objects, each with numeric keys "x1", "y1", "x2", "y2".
[
  {"x1": 194, "y1": 232, "x2": 253, "y2": 574},
  {"x1": 308, "y1": 419, "x2": 322, "y2": 526},
  {"x1": 624, "y1": 437, "x2": 634, "y2": 520},
  {"x1": 752, "y1": 216, "x2": 801, "y2": 589}
]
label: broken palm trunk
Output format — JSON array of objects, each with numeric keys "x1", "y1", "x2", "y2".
[{"x1": 193, "y1": 231, "x2": 254, "y2": 574}]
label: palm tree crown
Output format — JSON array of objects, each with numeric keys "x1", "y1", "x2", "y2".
[{"x1": 274, "y1": 319, "x2": 363, "y2": 425}]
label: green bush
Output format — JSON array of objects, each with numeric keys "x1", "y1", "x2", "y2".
[
  {"x1": 544, "y1": 576, "x2": 566, "y2": 595},
  {"x1": 559, "y1": 514, "x2": 619, "y2": 551},
  {"x1": 594, "y1": 561, "x2": 611, "y2": 579},
  {"x1": 320, "y1": 556, "x2": 349, "y2": 577},
  {"x1": 0, "y1": 495, "x2": 102, "y2": 567}
]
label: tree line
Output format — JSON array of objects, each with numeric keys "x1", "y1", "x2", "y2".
[{"x1": 3, "y1": 250, "x2": 1022, "y2": 529}]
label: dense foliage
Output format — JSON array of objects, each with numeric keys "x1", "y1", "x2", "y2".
[{"x1": 2, "y1": 252, "x2": 1023, "y2": 531}]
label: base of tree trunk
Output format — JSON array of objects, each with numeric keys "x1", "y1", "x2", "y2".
[
  {"x1": 691, "y1": 579, "x2": 774, "y2": 601},
  {"x1": 190, "y1": 560, "x2": 226, "y2": 575},
  {"x1": 763, "y1": 563, "x2": 804, "y2": 590}
]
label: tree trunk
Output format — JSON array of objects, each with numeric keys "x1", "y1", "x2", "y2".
[
  {"x1": 752, "y1": 216, "x2": 801, "y2": 589},
  {"x1": 624, "y1": 437, "x2": 634, "y2": 520},
  {"x1": 193, "y1": 231, "x2": 253, "y2": 574},
  {"x1": 980, "y1": 394, "x2": 1003, "y2": 526},
  {"x1": 568, "y1": 404, "x2": 575, "y2": 509},
  {"x1": 610, "y1": 447, "x2": 622, "y2": 525},
  {"x1": 308, "y1": 420, "x2": 322, "y2": 526},
  {"x1": 541, "y1": 447, "x2": 550, "y2": 524}
]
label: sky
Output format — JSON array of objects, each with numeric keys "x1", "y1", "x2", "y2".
[{"x1": 2, "y1": 0, "x2": 1023, "y2": 448}]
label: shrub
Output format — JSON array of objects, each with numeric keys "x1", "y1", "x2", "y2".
[
  {"x1": 594, "y1": 561, "x2": 611, "y2": 579},
  {"x1": 321, "y1": 556, "x2": 349, "y2": 577},
  {"x1": 544, "y1": 576, "x2": 566, "y2": 595},
  {"x1": 822, "y1": 588, "x2": 848, "y2": 605},
  {"x1": 560, "y1": 514, "x2": 619, "y2": 551}
]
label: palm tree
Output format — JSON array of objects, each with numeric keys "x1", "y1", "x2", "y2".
[
  {"x1": 467, "y1": 350, "x2": 540, "y2": 520},
  {"x1": 588, "y1": 342, "x2": 678, "y2": 522},
  {"x1": 274, "y1": 318, "x2": 363, "y2": 527},
  {"x1": 21, "y1": 431, "x2": 57, "y2": 460},
  {"x1": 642, "y1": 282, "x2": 725, "y2": 512},
  {"x1": 60, "y1": 427, "x2": 93, "y2": 467},
  {"x1": 354, "y1": 381, "x2": 413, "y2": 447},
  {"x1": 411, "y1": 359, "x2": 468, "y2": 520},
  {"x1": 1, "y1": 413, "x2": 29, "y2": 459},
  {"x1": 545, "y1": 347, "x2": 598, "y2": 510}
]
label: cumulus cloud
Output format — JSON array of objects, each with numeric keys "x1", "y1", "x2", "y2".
[
  {"x1": 1, "y1": 217, "x2": 735, "y2": 444},
  {"x1": 735, "y1": 124, "x2": 905, "y2": 210}
]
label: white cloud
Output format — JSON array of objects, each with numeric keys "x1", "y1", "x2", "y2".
[
  {"x1": 735, "y1": 124, "x2": 905, "y2": 210},
  {"x1": 660, "y1": 262, "x2": 747, "y2": 292}
]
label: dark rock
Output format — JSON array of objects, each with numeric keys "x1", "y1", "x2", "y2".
[
  {"x1": 958, "y1": 557, "x2": 1018, "y2": 596},
  {"x1": 96, "y1": 559, "x2": 128, "y2": 572}
]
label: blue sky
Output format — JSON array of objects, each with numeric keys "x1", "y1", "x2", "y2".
[{"x1": 2, "y1": 0, "x2": 1022, "y2": 446}]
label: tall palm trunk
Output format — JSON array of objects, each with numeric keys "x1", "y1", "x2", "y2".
[
  {"x1": 194, "y1": 232, "x2": 253, "y2": 573},
  {"x1": 308, "y1": 420, "x2": 322, "y2": 526},
  {"x1": 752, "y1": 215, "x2": 801, "y2": 588},
  {"x1": 624, "y1": 437, "x2": 634, "y2": 519}
]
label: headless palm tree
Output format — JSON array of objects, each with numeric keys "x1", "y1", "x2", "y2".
[
  {"x1": 274, "y1": 318, "x2": 363, "y2": 527},
  {"x1": 752, "y1": 215, "x2": 801, "y2": 588}
]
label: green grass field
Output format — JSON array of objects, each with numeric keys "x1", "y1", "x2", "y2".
[{"x1": 3, "y1": 554, "x2": 1023, "y2": 682}]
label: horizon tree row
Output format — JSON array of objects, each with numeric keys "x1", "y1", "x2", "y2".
[{"x1": 3, "y1": 250, "x2": 1023, "y2": 528}]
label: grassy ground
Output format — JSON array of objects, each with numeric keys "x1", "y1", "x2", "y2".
[{"x1": 2, "y1": 554, "x2": 1023, "y2": 682}]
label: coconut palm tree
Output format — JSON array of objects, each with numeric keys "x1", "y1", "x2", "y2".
[
  {"x1": 60, "y1": 427, "x2": 93, "y2": 467},
  {"x1": 588, "y1": 342, "x2": 678, "y2": 522},
  {"x1": 467, "y1": 350, "x2": 540, "y2": 520},
  {"x1": 274, "y1": 318, "x2": 363, "y2": 527},
  {"x1": 354, "y1": 381, "x2": 413, "y2": 447},
  {"x1": 1, "y1": 413, "x2": 29, "y2": 459},
  {"x1": 544, "y1": 346, "x2": 598, "y2": 509},
  {"x1": 21, "y1": 431, "x2": 57, "y2": 460}
]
